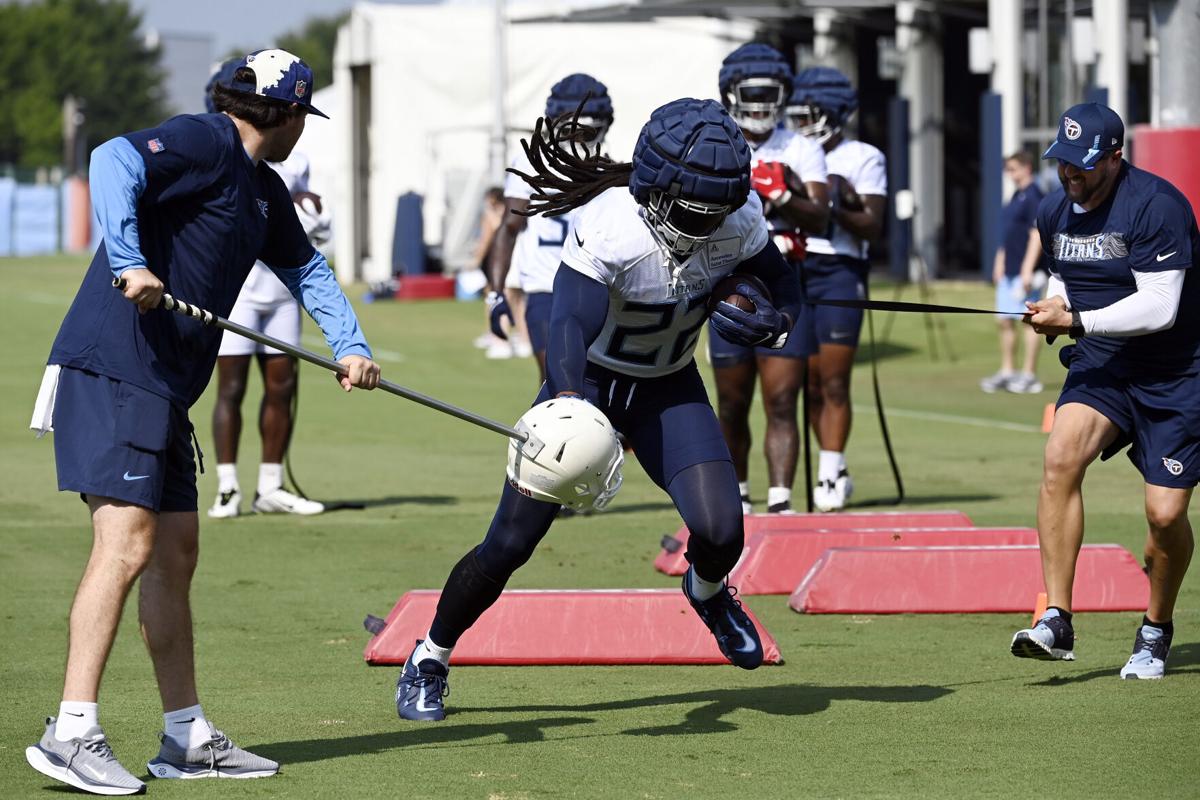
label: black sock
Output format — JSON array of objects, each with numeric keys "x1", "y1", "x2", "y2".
[
  {"x1": 429, "y1": 549, "x2": 507, "y2": 647},
  {"x1": 1048, "y1": 606, "x2": 1073, "y2": 622},
  {"x1": 1142, "y1": 615, "x2": 1173, "y2": 635}
]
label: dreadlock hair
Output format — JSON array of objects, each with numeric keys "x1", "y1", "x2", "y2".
[{"x1": 507, "y1": 100, "x2": 631, "y2": 218}]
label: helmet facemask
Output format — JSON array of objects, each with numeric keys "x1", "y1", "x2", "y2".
[
  {"x1": 785, "y1": 102, "x2": 839, "y2": 145},
  {"x1": 644, "y1": 190, "x2": 732, "y2": 260},
  {"x1": 549, "y1": 113, "x2": 610, "y2": 160},
  {"x1": 725, "y1": 77, "x2": 787, "y2": 135}
]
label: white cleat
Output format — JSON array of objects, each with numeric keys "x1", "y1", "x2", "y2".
[
  {"x1": 814, "y1": 471, "x2": 853, "y2": 512},
  {"x1": 207, "y1": 489, "x2": 242, "y2": 519},
  {"x1": 485, "y1": 341, "x2": 514, "y2": 360},
  {"x1": 252, "y1": 488, "x2": 325, "y2": 515}
]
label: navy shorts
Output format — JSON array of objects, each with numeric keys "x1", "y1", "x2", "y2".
[
  {"x1": 798, "y1": 253, "x2": 869, "y2": 351},
  {"x1": 525, "y1": 291, "x2": 553, "y2": 355},
  {"x1": 1058, "y1": 349, "x2": 1200, "y2": 488},
  {"x1": 53, "y1": 367, "x2": 199, "y2": 512},
  {"x1": 536, "y1": 360, "x2": 731, "y2": 487}
]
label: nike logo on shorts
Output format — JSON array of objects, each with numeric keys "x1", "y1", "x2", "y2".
[
  {"x1": 123, "y1": 471, "x2": 150, "y2": 481},
  {"x1": 1157, "y1": 251, "x2": 1177, "y2": 262}
]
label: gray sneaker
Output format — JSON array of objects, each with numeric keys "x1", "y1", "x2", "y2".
[
  {"x1": 980, "y1": 371, "x2": 1013, "y2": 393},
  {"x1": 25, "y1": 717, "x2": 146, "y2": 796},
  {"x1": 1007, "y1": 372, "x2": 1044, "y2": 394},
  {"x1": 147, "y1": 723, "x2": 278, "y2": 779}
]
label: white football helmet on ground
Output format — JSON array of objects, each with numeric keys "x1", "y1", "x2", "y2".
[{"x1": 507, "y1": 397, "x2": 624, "y2": 511}]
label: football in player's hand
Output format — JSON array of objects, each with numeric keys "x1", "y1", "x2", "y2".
[
  {"x1": 830, "y1": 174, "x2": 863, "y2": 211},
  {"x1": 708, "y1": 273, "x2": 771, "y2": 314}
]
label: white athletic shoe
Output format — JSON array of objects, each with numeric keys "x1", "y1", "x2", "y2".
[
  {"x1": 473, "y1": 332, "x2": 498, "y2": 350},
  {"x1": 207, "y1": 489, "x2": 242, "y2": 519},
  {"x1": 1119, "y1": 624, "x2": 1171, "y2": 680},
  {"x1": 1007, "y1": 372, "x2": 1044, "y2": 394},
  {"x1": 485, "y1": 341, "x2": 514, "y2": 360},
  {"x1": 512, "y1": 337, "x2": 533, "y2": 359},
  {"x1": 980, "y1": 371, "x2": 1013, "y2": 393},
  {"x1": 252, "y1": 488, "x2": 325, "y2": 515},
  {"x1": 740, "y1": 497, "x2": 753, "y2": 516},
  {"x1": 814, "y1": 471, "x2": 853, "y2": 512},
  {"x1": 26, "y1": 718, "x2": 146, "y2": 795}
]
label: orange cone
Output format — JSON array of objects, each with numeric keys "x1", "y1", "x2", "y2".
[
  {"x1": 1041, "y1": 403, "x2": 1055, "y2": 433},
  {"x1": 1031, "y1": 592, "x2": 1049, "y2": 626}
]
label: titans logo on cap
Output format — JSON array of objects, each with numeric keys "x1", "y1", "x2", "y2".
[{"x1": 1063, "y1": 117, "x2": 1081, "y2": 140}]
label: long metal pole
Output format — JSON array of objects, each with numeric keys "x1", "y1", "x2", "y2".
[{"x1": 112, "y1": 279, "x2": 526, "y2": 442}]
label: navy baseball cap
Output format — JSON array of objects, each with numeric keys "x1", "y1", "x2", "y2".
[
  {"x1": 223, "y1": 48, "x2": 328, "y2": 119},
  {"x1": 1042, "y1": 102, "x2": 1123, "y2": 170}
]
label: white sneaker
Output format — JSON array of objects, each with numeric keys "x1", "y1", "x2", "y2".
[
  {"x1": 485, "y1": 341, "x2": 514, "y2": 360},
  {"x1": 512, "y1": 337, "x2": 533, "y2": 358},
  {"x1": 473, "y1": 332, "x2": 497, "y2": 350},
  {"x1": 252, "y1": 488, "x2": 325, "y2": 515},
  {"x1": 980, "y1": 371, "x2": 1013, "y2": 393},
  {"x1": 814, "y1": 471, "x2": 853, "y2": 512},
  {"x1": 1007, "y1": 372, "x2": 1044, "y2": 394},
  {"x1": 207, "y1": 489, "x2": 242, "y2": 518},
  {"x1": 740, "y1": 496, "x2": 753, "y2": 516},
  {"x1": 1119, "y1": 624, "x2": 1171, "y2": 679}
]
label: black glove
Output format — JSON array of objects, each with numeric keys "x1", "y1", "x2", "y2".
[
  {"x1": 709, "y1": 280, "x2": 789, "y2": 348},
  {"x1": 487, "y1": 290, "x2": 514, "y2": 340}
]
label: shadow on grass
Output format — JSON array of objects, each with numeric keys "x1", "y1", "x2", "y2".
[
  {"x1": 855, "y1": 339, "x2": 917, "y2": 364},
  {"x1": 850, "y1": 493, "x2": 1002, "y2": 509},
  {"x1": 576, "y1": 501, "x2": 677, "y2": 517},
  {"x1": 320, "y1": 494, "x2": 457, "y2": 512},
  {"x1": 1025, "y1": 641, "x2": 1200, "y2": 686},
  {"x1": 255, "y1": 716, "x2": 595, "y2": 764},
  {"x1": 472, "y1": 683, "x2": 953, "y2": 736},
  {"x1": 255, "y1": 684, "x2": 953, "y2": 764}
]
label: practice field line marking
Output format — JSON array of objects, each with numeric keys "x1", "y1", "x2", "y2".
[
  {"x1": 852, "y1": 404, "x2": 1043, "y2": 434},
  {"x1": 302, "y1": 334, "x2": 405, "y2": 363}
]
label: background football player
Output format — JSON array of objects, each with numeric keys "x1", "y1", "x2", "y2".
[
  {"x1": 710, "y1": 43, "x2": 830, "y2": 514},
  {"x1": 394, "y1": 99, "x2": 804, "y2": 722},
  {"x1": 488, "y1": 74, "x2": 613, "y2": 382},
  {"x1": 785, "y1": 67, "x2": 887, "y2": 512}
]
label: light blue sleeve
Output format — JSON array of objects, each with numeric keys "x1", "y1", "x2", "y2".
[
  {"x1": 271, "y1": 251, "x2": 373, "y2": 360},
  {"x1": 89, "y1": 138, "x2": 147, "y2": 278}
]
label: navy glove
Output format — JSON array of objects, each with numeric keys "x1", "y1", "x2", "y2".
[
  {"x1": 709, "y1": 280, "x2": 790, "y2": 348},
  {"x1": 487, "y1": 290, "x2": 514, "y2": 340}
]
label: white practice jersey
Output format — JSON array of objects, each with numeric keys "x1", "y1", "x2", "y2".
[
  {"x1": 806, "y1": 139, "x2": 887, "y2": 260},
  {"x1": 561, "y1": 187, "x2": 769, "y2": 378},
  {"x1": 505, "y1": 148, "x2": 575, "y2": 294},
  {"x1": 240, "y1": 151, "x2": 313, "y2": 307},
  {"x1": 751, "y1": 127, "x2": 828, "y2": 203}
]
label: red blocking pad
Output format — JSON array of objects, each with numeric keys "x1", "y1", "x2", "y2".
[
  {"x1": 364, "y1": 589, "x2": 784, "y2": 666},
  {"x1": 788, "y1": 544, "x2": 1149, "y2": 614},
  {"x1": 655, "y1": 510, "x2": 975, "y2": 576},
  {"x1": 728, "y1": 527, "x2": 1039, "y2": 595}
]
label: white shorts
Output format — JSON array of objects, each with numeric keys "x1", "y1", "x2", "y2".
[
  {"x1": 217, "y1": 299, "x2": 301, "y2": 357},
  {"x1": 504, "y1": 262, "x2": 524, "y2": 291}
]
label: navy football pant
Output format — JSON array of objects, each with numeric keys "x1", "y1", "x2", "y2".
[{"x1": 429, "y1": 362, "x2": 744, "y2": 647}]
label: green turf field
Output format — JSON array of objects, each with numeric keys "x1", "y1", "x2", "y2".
[{"x1": 2, "y1": 256, "x2": 1197, "y2": 798}]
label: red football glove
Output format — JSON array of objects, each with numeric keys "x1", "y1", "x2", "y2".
[
  {"x1": 751, "y1": 161, "x2": 793, "y2": 209},
  {"x1": 772, "y1": 231, "x2": 807, "y2": 262}
]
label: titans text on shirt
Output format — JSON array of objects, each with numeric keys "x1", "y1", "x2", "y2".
[{"x1": 1037, "y1": 161, "x2": 1200, "y2": 376}]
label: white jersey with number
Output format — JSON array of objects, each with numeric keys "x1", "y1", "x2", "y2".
[
  {"x1": 806, "y1": 139, "x2": 887, "y2": 260},
  {"x1": 560, "y1": 187, "x2": 769, "y2": 378},
  {"x1": 239, "y1": 152, "x2": 313, "y2": 308},
  {"x1": 505, "y1": 149, "x2": 575, "y2": 294}
]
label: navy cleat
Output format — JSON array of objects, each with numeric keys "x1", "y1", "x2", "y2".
[
  {"x1": 395, "y1": 641, "x2": 450, "y2": 721},
  {"x1": 682, "y1": 567, "x2": 764, "y2": 670},
  {"x1": 1011, "y1": 609, "x2": 1075, "y2": 661}
]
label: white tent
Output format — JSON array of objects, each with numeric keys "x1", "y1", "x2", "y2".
[{"x1": 330, "y1": 1, "x2": 754, "y2": 283}]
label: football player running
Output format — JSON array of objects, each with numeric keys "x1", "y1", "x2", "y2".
[
  {"x1": 395, "y1": 99, "x2": 803, "y2": 721},
  {"x1": 785, "y1": 68, "x2": 887, "y2": 512},
  {"x1": 710, "y1": 44, "x2": 829, "y2": 515},
  {"x1": 488, "y1": 74, "x2": 614, "y2": 383}
]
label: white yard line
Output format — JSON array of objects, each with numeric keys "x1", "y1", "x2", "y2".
[{"x1": 853, "y1": 404, "x2": 1043, "y2": 434}]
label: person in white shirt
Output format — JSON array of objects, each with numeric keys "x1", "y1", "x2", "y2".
[
  {"x1": 488, "y1": 74, "x2": 614, "y2": 381},
  {"x1": 710, "y1": 44, "x2": 830, "y2": 514},
  {"x1": 785, "y1": 67, "x2": 888, "y2": 511},
  {"x1": 207, "y1": 146, "x2": 331, "y2": 517}
]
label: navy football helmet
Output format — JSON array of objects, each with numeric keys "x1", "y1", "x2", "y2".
[
  {"x1": 630, "y1": 98, "x2": 751, "y2": 259},
  {"x1": 545, "y1": 73, "x2": 613, "y2": 156},
  {"x1": 204, "y1": 58, "x2": 241, "y2": 114},
  {"x1": 718, "y1": 43, "x2": 793, "y2": 136},
  {"x1": 786, "y1": 67, "x2": 857, "y2": 145}
]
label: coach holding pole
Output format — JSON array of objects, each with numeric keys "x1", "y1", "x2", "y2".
[
  {"x1": 1012, "y1": 102, "x2": 1198, "y2": 679},
  {"x1": 25, "y1": 49, "x2": 379, "y2": 794}
]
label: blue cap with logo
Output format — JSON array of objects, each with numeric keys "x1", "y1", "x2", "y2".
[
  {"x1": 1042, "y1": 102, "x2": 1123, "y2": 170},
  {"x1": 222, "y1": 48, "x2": 328, "y2": 119}
]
